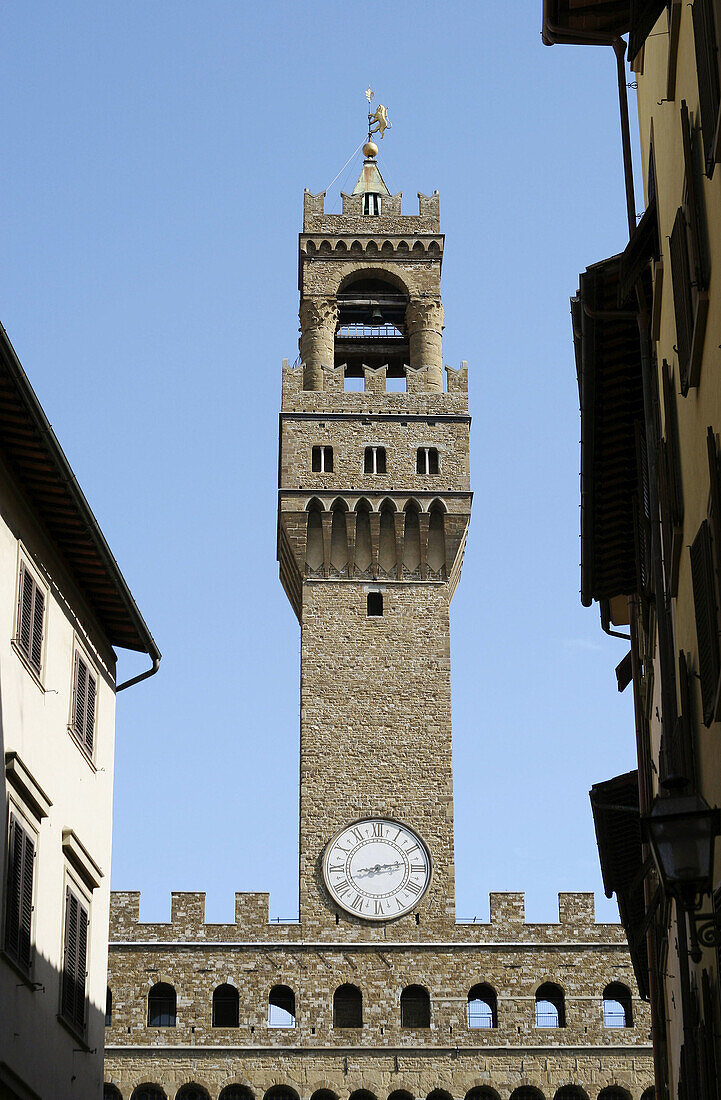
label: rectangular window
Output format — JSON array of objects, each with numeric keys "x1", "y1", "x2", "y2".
[
  {"x1": 311, "y1": 446, "x2": 333, "y2": 473},
  {"x1": 61, "y1": 886, "x2": 88, "y2": 1033},
  {"x1": 416, "y1": 447, "x2": 439, "y2": 475},
  {"x1": 363, "y1": 193, "x2": 381, "y2": 215},
  {"x1": 71, "y1": 651, "x2": 97, "y2": 757},
  {"x1": 690, "y1": 519, "x2": 721, "y2": 726},
  {"x1": 692, "y1": 0, "x2": 721, "y2": 175},
  {"x1": 15, "y1": 561, "x2": 45, "y2": 675},
  {"x1": 364, "y1": 446, "x2": 386, "y2": 474},
  {"x1": 367, "y1": 592, "x2": 383, "y2": 617},
  {"x1": 4, "y1": 813, "x2": 35, "y2": 972}
]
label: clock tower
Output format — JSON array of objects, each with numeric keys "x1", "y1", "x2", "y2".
[{"x1": 277, "y1": 137, "x2": 472, "y2": 936}]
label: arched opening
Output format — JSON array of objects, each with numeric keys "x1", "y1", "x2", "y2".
[
  {"x1": 597, "y1": 1090, "x2": 631, "y2": 1100},
  {"x1": 427, "y1": 1090, "x2": 453, "y2": 1100},
  {"x1": 465, "y1": 1091, "x2": 501, "y2": 1100},
  {"x1": 305, "y1": 502, "x2": 323, "y2": 575},
  {"x1": 389, "y1": 1091, "x2": 414, "y2": 1100},
  {"x1": 427, "y1": 505, "x2": 446, "y2": 577},
  {"x1": 602, "y1": 982, "x2": 633, "y2": 1027},
  {"x1": 535, "y1": 983, "x2": 565, "y2": 1028},
  {"x1": 330, "y1": 501, "x2": 349, "y2": 575},
  {"x1": 104, "y1": 1088, "x2": 123, "y2": 1100},
  {"x1": 147, "y1": 982, "x2": 176, "y2": 1027},
  {"x1": 268, "y1": 985, "x2": 296, "y2": 1028},
  {"x1": 213, "y1": 983, "x2": 239, "y2": 1027},
  {"x1": 131, "y1": 1088, "x2": 166, "y2": 1100},
  {"x1": 640, "y1": 1090, "x2": 656, "y2": 1100},
  {"x1": 348, "y1": 1091, "x2": 376, "y2": 1100},
  {"x1": 554, "y1": 1089, "x2": 589, "y2": 1100},
  {"x1": 354, "y1": 500, "x2": 372, "y2": 576},
  {"x1": 310, "y1": 1092, "x2": 337, "y2": 1100},
  {"x1": 264, "y1": 1089, "x2": 300, "y2": 1100},
  {"x1": 378, "y1": 501, "x2": 396, "y2": 577},
  {"x1": 219, "y1": 1089, "x2": 254, "y2": 1100},
  {"x1": 176, "y1": 1087, "x2": 210, "y2": 1100},
  {"x1": 509, "y1": 1090, "x2": 545, "y2": 1100},
  {"x1": 467, "y1": 982, "x2": 497, "y2": 1028},
  {"x1": 400, "y1": 984, "x2": 430, "y2": 1028},
  {"x1": 335, "y1": 274, "x2": 409, "y2": 376},
  {"x1": 333, "y1": 982, "x2": 363, "y2": 1027},
  {"x1": 105, "y1": 986, "x2": 112, "y2": 1027},
  {"x1": 403, "y1": 502, "x2": 421, "y2": 577}
]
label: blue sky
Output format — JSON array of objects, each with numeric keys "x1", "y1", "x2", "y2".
[{"x1": 1, "y1": 2, "x2": 645, "y2": 924}]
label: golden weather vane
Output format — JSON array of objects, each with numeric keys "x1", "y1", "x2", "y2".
[{"x1": 363, "y1": 88, "x2": 391, "y2": 159}]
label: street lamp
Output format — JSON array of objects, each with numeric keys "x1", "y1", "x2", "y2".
[{"x1": 644, "y1": 792, "x2": 721, "y2": 962}]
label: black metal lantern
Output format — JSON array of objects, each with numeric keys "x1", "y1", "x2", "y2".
[{"x1": 645, "y1": 793, "x2": 720, "y2": 904}]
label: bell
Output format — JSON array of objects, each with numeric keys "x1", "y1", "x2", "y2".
[{"x1": 370, "y1": 307, "x2": 383, "y2": 323}]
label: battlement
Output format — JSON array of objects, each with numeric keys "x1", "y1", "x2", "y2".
[
  {"x1": 281, "y1": 360, "x2": 468, "y2": 414},
  {"x1": 109, "y1": 890, "x2": 623, "y2": 943},
  {"x1": 303, "y1": 189, "x2": 440, "y2": 233}
]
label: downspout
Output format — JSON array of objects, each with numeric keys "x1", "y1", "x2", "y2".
[{"x1": 116, "y1": 652, "x2": 161, "y2": 693}]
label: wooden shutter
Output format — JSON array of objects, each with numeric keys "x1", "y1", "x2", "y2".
[
  {"x1": 690, "y1": 520, "x2": 721, "y2": 725},
  {"x1": 660, "y1": 360, "x2": 684, "y2": 595},
  {"x1": 692, "y1": 0, "x2": 721, "y2": 175},
  {"x1": 629, "y1": 0, "x2": 668, "y2": 63},
  {"x1": 72, "y1": 653, "x2": 96, "y2": 754},
  {"x1": 61, "y1": 887, "x2": 88, "y2": 1031},
  {"x1": 669, "y1": 207, "x2": 694, "y2": 394},
  {"x1": 681, "y1": 101, "x2": 709, "y2": 291},
  {"x1": 16, "y1": 564, "x2": 44, "y2": 674},
  {"x1": 4, "y1": 815, "x2": 34, "y2": 971},
  {"x1": 634, "y1": 424, "x2": 652, "y2": 597}
]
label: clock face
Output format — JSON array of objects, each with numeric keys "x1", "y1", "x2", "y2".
[{"x1": 322, "y1": 817, "x2": 431, "y2": 920}]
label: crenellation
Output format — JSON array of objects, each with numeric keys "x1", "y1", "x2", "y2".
[
  {"x1": 559, "y1": 892, "x2": 596, "y2": 928},
  {"x1": 171, "y1": 891, "x2": 206, "y2": 933}
]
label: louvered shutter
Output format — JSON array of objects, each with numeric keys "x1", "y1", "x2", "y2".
[
  {"x1": 660, "y1": 360, "x2": 684, "y2": 595},
  {"x1": 4, "y1": 815, "x2": 34, "y2": 972},
  {"x1": 62, "y1": 887, "x2": 88, "y2": 1031},
  {"x1": 629, "y1": 0, "x2": 668, "y2": 63},
  {"x1": 634, "y1": 424, "x2": 652, "y2": 597},
  {"x1": 72, "y1": 653, "x2": 97, "y2": 754},
  {"x1": 669, "y1": 207, "x2": 694, "y2": 393},
  {"x1": 30, "y1": 587, "x2": 44, "y2": 673},
  {"x1": 681, "y1": 101, "x2": 709, "y2": 293},
  {"x1": 17, "y1": 563, "x2": 33, "y2": 657},
  {"x1": 692, "y1": 0, "x2": 721, "y2": 175},
  {"x1": 84, "y1": 669, "x2": 96, "y2": 752},
  {"x1": 690, "y1": 520, "x2": 721, "y2": 725}
]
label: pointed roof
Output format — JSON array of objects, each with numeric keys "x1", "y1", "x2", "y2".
[{"x1": 352, "y1": 158, "x2": 391, "y2": 197}]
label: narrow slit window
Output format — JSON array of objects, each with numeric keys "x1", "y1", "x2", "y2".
[
  {"x1": 363, "y1": 193, "x2": 381, "y2": 215},
  {"x1": 364, "y1": 446, "x2": 386, "y2": 474},
  {"x1": 367, "y1": 592, "x2": 383, "y2": 617},
  {"x1": 417, "y1": 447, "x2": 439, "y2": 475},
  {"x1": 311, "y1": 446, "x2": 333, "y2": 473}
]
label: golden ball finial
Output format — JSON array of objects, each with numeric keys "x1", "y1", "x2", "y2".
[{"x1": 363, "y1": 140, "x2": 378, "y2": 158}]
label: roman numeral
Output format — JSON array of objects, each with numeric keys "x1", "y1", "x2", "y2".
[
  {"x1": 392, "y1": 828, "x2": 401, "y2": 841},
  {"x1": 374, "y1": 900, "x2": 384, "y2": 915},
  {"x1": 335, "y1": 880, "x2": 352, "y2": 897},
  {"x1": 394, "y1": 897, "x2": 404, "y2": 911},
  {"x1": 351, "y1": 827, "x2": 364, "y2": 843},
  {"x1": 406, "y1": 843, "x2": 420, "y2": 855},
  {"x1": 405, "y1": 879, "x2": 422, "y2": 895},
  {"x1": 410, "y1": 863, "x2": 426, "y2": 874},
  {"x1": 329, "y1": 865, "x2": 345, "y2": 874},
  {"x1": 372, "y1": 822, "x2": 384, "y2": 838},
  {"x1": 350, "y1": 893, "x2": 365, "y2": 912}
]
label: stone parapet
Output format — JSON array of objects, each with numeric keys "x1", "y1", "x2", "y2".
[{"x1": 281, "y1": 362, "x2": 468, "y2": 413}]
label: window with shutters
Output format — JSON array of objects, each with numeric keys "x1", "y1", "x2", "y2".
[
  {"x1": 659, "y1": 360, "x2": 684, "y2": 596},
  {"x1": 690, "y1": 520, "x2": 721, "y2": 726},
  {"x1": 3, "y1": 812, "x2": 35, "y2": 973},
  {"x1": 312, "y1": 445, "x2": 333, "y2": 473},
  {"x1": 416, "y1": 447, "x2": 439, "y2": 475},
  {"x1": 70, "y1": 649, "x2": 97, "y2": 758},
  {"x1": 14, "y1": 560, "x2": 45, "y2": 677},
  {"x1": 364, "y1": 446, "x2": 386, "y2": 474},
  {"x1": 692, "y1": 0, "x2": 721, "y2": 176},
  {"x1": 61, "y1": 885, "x2": 89, "y2": 1034}
]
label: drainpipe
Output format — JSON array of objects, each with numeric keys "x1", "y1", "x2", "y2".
[{"x1": 116, "y1": 653, "x2": 161, "y2": 693}]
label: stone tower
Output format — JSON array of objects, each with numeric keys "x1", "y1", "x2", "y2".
[
  {"x1": 103, "y1": 138, "x2": 655, "y2": 1100},
  {"x1": 277, "y1": 149, "x2": 472, "y2": 935}
]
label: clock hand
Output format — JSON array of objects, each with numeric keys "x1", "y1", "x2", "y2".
[{"x1": 354, "y1": 862, "x2": 403, "y2": 877}]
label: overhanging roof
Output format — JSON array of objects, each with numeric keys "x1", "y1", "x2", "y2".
[
  {"x1": 590, "y1": 770, "x2": 650, "y2": 999},
  {"x1": 572, "y1": 253, "x2": 645, "y2": 607},
  {"x1": 0, "y1": 323, "x2": 160, "y2": 659},
  {"x1": 542, "y1": 0, "x2": 630, "y2": 45}
]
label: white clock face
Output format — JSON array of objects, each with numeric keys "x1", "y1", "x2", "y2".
[{"x1": 323, "y1": 817, "x2": 431, "y2": 920}]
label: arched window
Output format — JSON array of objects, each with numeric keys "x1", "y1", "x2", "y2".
[
  {"x1": 348, "y1": 1091, "x2": 376, "y2": 1100},
  {"x1": 427, "y1": 1091, "x2": 453, "y2": 1100},
  {"x1": 147, "y1": 983, "x2": 176, "y2": 1027},
  {"x1": 389, "y1": 1091, "x2": 414, "y2": 1100},
  {"x1": 416, "y1": 447, "x2": 439, "y2": 475},
  {"x1": 335, "y1": 274, "x2": 409, "y2": 375},
  {"x1": 219, "y1": 1089, "x2": 254, "y2": 1100},
  {"x1": 465, "y1": 1090, "x2": 501, "y2": 1100},
  {"x1": 131, "y1": 1088, "x2": 166, "y2": 1100},
  {"x1": 213, "y1": 983, "x2": 239, "y2": 1027},
  {"x1": 597, "y1": 1090, "x2": 631, "y2": 1100},
  {"x1": 554, "y1": 1088, "x2": 589, "y2": 1100},
  {"x1": 268, "y1": 984, "x2": 296, "y2": 1027},
  {"x1": 509, "y1": 1090, "x2": 545, "y2": 1100},
  {"x1": 640, "y1": 1090, "x2": 656, "y2": 1100},
  {"x1": 467, "y1": 983, "x2": 497, "y2": 1028},
  {"x1": 104, "y1": 1087, "x2": 123, "y2": 1100},
  {"x1": 310, "y1": 1092, "x2": 337, "y2": 1100},
  {"x1": 602, "y1": 982, "x2": 633, "y2": 1027},
  {"x1": 105, "y1": 986, "x2": 112, "y2": 1027},
  {"x1": 400, "y1": 984, "x2": 430, "y2": 1028},
  {"x1": 176, "y1": 1087, "x2": 210, "y2": 1100},
  {"x1": 333, "y1": 982, "x2": 363, "y2": 1027},
  {"x1": 264, "y1": 1089, "x2": 299, "y2": 1100},
  {"x1": 364, "y1": 446, "x2": 386, "y2": 474},
  {"x1": 535, "y1": 983, "x2": 565, "y2": 1027}
]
